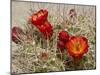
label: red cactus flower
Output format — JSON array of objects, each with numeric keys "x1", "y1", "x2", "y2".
[
  {"x1": 38, "y1": 21, "x2": 53, "y2": 39},
  {"x1": 31, "y1": 9, "x2": 53, "y2": 40},
  {"x1": 57, "y1": 40, "x2": 65, "y2": 53},
  {"x1": 58, "y1": 31, "x2": 70, "y2": 43},
  {"x1": 31, "y1": 9, "x2": 48, "y2": 26},
  {"x1": 57, "y1": 31, "x2": 70, "y2": 53},
  {"x1": 69, "y1": 9, "x2": 77, "y2": 18},
  {"x1": 66, "y1": 36, "x2": 89, "y2": 59},
  {"x1": 12, "y1": 26, "x2": 23, "y2": 44}
]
